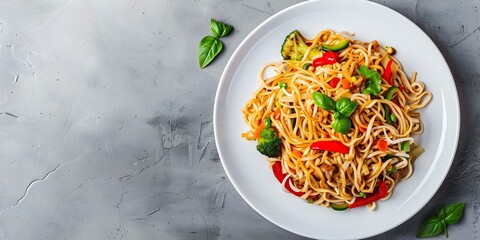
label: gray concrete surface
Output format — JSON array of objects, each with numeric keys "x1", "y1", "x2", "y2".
[{"x1": 0, "y1": 0, "x2": 478, "y2": 239}]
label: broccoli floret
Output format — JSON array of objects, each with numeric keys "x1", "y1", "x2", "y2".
[
  {"x1": 281, "y1": 30, "x2": 321, "y2": 61},
  {"x1": 256, "y1": 127, "x2": 282, "y2": 158}
]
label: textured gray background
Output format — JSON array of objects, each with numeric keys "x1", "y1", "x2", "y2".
[{"x1": 0, "y1": 0, "x2": 478, "y2": 239}]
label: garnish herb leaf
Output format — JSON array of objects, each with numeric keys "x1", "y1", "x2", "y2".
[
  {"x1": 416, "y1": 202, "x2": 465, "y2": 238},
  {"x1": 357, "y1": 65, "x2": 382, "y2": 95},
  {"x1": 199, "y1": 19, "x2": 234, "y2": 69},
  {"x1": 416, "y1": 215, "x2": 444, "y2": 238},
  {"x1": 336, "y1": 98, "x2": 358, "y2": 117},
  {"x1": 210, "y1": 19, "x2": 234, "y2": 38},
  {"x1": 331, "y1": 115, "x2": 351, "y2": 134},
  {"x1": 198, "y1": 36, "x2": 223, "y2": 69},
  {"x1": 443, "y1": 203, "x2": 465, "y2": 224},
  {"x1": 332, "y1": 111, "x2": 342, "y2": 120},
  {"x1": 312, "y1": 92, "x2": 336, "y2": 111}
]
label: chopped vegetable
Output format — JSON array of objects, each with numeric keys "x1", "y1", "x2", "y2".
[
  {"x1": 401, "y1": 141, "x2": 411, "y2": 152},
  {"x1": 389, "y1": 113, "x2": 397, "y2": 122},
  {"x1": 256, "y1": 124, "x2": 281, "y2": 157},
  {"x1": 382, "y1": 59, "x2": 393, "y2": 84},
  {"x1": 253, "y1": 121, "x2": 265, "y2": 139},
  {"x1": 273, "y1": 108, "x2": 281, "y2": 120},
  {"x1": 322, "y1": 39, "x2": 350, "y2": 52},
  {"x1": 381, "y1": 154, "x2": 396, "y2": 161},
  {"x1": 281, "y1": 30, "x2": 321, "y2": 61},
  {"x1": 383, "y1": 86, "x2": 399, "y2": 124},
  {"x1": 265, "y1": 117, "x2": 271, "y2": 128},
  {"x1": 272, "y1": 161, "x2": 303, "y2": 197},
  {"x1": 275, "y1": 101, "x2": 281, "y2": 109},
  {"x1": 312, "y1": 51, "x2": 338, "y2": 67},
  {"x1": 310, "y1": 140, "x2": 350, "y2": 154},
  {"x1": 357, "y1": 65, "x2": 382, "y2": 96},
  {"x1": 302, "y1": 62, "x2": 311, "y2": 70},
  {"x1": 387, "y1": 166, "x2": 397, "y2": 175},
  {"x1": 385, "y1": 86, "x2": 399, "y2": 100},
  {"x1": 348, "y1": 181, "x2": 388, "y2": 208},
  {"x1": 278, "y1": 82, "x2": 287, "y2": 89},
  {"x1": 377, "y1": 139, "x2": 388, "y2": 151},
  {"x1": 359, "y1": 192, "x2": 367, "y2": 198},
  {"x1": 292, "y1": 149, "x2": 302, "y2": 158},
  {"x1": 331, "y1": 202, "x2": 349, "y2": 211},
  {"x1": 341, "y1": 78, "x2": 350, "y2": 89},
  {"x1": 409, "y1": 144, "x2": 425, "y2": 163},
  {"x1": 386, "y1": 46, "x2": 396, "y2": 55},
  {"x1": 384, "y1": 104, "x2": 394, "y2": 125},
  {"x1": 329, "y1": 77, "x2": 341, "y2": 87}
]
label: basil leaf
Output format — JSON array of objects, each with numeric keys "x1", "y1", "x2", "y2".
[
  {"x1": 312, "y1": 92, "x2": 336, "y2": 111},
  {"x1": 357, "y1": 65, "x2": 382, "y2": 95},
  {"x1": 312, "y1": 92, "x2": 335, "y2": 111},
  {"x1": 417, "y1": 203, "x2": 465, "y2": 238},
  {"x1": 210, "y1": 19, "x2": 234, "y2": 38},
  {"x1": 444, "y1": 202, "x2": 465, "y2": 224},
  {"x1": 441, "y1": 220, "x2": 448, "y2": 238},
  {"x1": 436, "y1": 206, "x2": 446, "y2": 220},
  {"x1": 416, "y1": 215, "x2": 444, "y2": 238},
  {"x1": 331, "y1": 115, "x2": 351, "y2": 134},
  {"x1": 198, "y1": 36, "x2": 223, "y2": 69},
  {"x1": 336, "y1": 98, "x2": 358, "y2": 117},
  {"x1": 332, "y1": 111, "x2": 342, "y2": 120}
]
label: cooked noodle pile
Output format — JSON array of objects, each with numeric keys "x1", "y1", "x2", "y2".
[{"x1": 242, "y1": 29, "x2": 431, "y2": 210}]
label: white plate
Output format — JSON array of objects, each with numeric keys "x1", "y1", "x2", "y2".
[{"x1": 213, "y1": 0, "x2": 460, "y2": 239}]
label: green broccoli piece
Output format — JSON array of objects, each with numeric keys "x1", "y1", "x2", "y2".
[
  {"x1": 281, "y1": 30, "x2": 321, "y2": 61},
  {"x1": 256, "y1": 127, "x2": 282, "y2": 158}
]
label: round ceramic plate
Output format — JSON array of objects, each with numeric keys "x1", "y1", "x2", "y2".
[{"x1": 213, "y1": 0, "x2": 460, "y2": 239}]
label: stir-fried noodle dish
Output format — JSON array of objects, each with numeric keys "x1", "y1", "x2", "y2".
[{"x1": 241, "y1": 29, "x2": 431, "y2": 211}]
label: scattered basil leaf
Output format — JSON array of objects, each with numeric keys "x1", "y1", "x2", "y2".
[
  {"x1": 312, "y1": 92, "x2": 336, "y2": 111},
  {"x1": 331, "y1": 115, "x2": 351, "y2": 134},
  {"x1": 416, "y1": 215, "x2": 444, "y2": 238},
  {"x1": 336, "y1": 98, "x2": 358, "y2": 117},
  {"x1": 357, "y1": 65, "x2": 382, "y2": 95},
  {"x1": 416, "y1": 202, "x2": 465, "y2": 238},
  {"x1": 210, "y1": 19, "x2": 234, "y2": 38},
  {"x1": 441, "y1": 220, "x2": 448, "y2": 238},
  {"x1": 443, "y1": 203, "x2": 465, "y2": 224},
  {"x1": 198, "y1": 36, "x2": 223, "y2": 69}
]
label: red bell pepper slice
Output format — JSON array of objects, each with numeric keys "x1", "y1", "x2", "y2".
[
  {"x1": 312, "y1": 51, "x2": 338, "y2": 67},
  {"x1": 310, "y1": 140, "x2": 350, "y2": 154},
  {"x1": 348, "y1": 181, "x2": 388, "y2": 208},
  {"x1": 272, "y1": 161, "x2": 303, "y2": 197},
  {"x1": 329, "y1": 77, "x2": 341, "y2": 87},
  {"x1": 382, "y1": 59, "x2": 393, "y2": 85}
]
